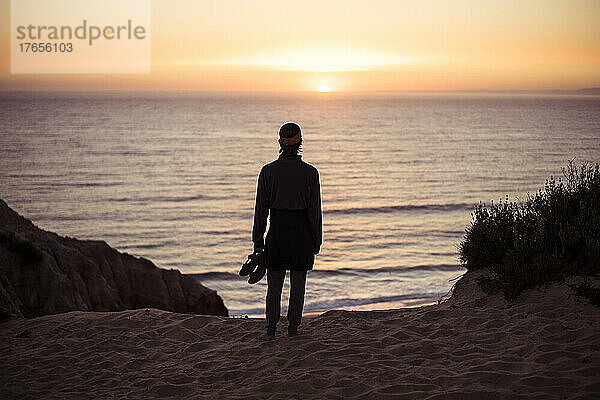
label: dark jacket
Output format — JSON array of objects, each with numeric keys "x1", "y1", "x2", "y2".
[{"x1": 252, "y1": 152, "x2": 322, "y2": 255}]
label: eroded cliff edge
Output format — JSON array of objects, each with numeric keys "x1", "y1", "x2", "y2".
[{"x1": 0, "y1": 199, "x2": 228, "y2": 318}]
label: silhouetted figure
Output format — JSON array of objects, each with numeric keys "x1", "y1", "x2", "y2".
[{"x1": 252, "y1": 122, "x2": 322, "y2": 339}]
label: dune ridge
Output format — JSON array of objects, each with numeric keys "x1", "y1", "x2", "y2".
[{"x1": 2, "y1": 268, "x2": 599, "y2": 399}]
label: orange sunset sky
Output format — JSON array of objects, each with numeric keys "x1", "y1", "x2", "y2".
[{"x1": 0, "y1": 0, "x2": 599, "y2": 92}]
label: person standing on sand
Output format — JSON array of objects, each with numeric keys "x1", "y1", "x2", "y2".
[{"x1": 251, "y1": 122, "x2": 322, "y2": 340}]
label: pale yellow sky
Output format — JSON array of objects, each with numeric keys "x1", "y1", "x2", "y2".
[{"x1": 1, "y1": 0, "x2": 599, "y2": 91}]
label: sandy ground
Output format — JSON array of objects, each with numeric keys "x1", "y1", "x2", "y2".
[{"x1": 1, "y1": 270, "x2": 599, "y2": 400}]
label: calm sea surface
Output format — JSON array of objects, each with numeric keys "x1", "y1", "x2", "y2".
[{"x1": 1, "y1": 92, "x2": 599, "y2": 315}]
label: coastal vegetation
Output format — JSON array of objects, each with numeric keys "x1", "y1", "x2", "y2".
[{"x1": 459, "y1": 160, "x2": 600, "y2": 301}]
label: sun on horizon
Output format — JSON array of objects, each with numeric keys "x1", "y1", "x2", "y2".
[
  {"x1": 1, "y1": 0, "x2": 599, "y2": 92},
  {"x1": 318, "y1": 85, "x2": 331, "y2": 93}
]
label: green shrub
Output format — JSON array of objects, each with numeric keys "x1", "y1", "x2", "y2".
[{"x1": 459, "y1": 160, "x2": 600, "y2": 299}]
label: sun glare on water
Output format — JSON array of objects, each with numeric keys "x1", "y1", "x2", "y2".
[{"x1": 318, "y1": 85, "x2": 331, "y2": 93}]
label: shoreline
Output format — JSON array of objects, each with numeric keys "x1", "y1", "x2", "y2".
[{"x1": 234, "y1": 297, "x2": 444, "y2": 319}]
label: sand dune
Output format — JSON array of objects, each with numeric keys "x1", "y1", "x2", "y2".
[{"x1": 2, "y1": 269, "x2": 599, "y2": 399}]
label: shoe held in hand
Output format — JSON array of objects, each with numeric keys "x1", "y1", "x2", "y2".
[
  {"x1": 248, "y1": 264, "x2": 266, "y2": 284},
  {"x1": 239, "y1": 248, "x2": 265, "y2": 276}
]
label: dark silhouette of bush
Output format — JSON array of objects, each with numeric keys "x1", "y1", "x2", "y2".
[
  {"x1": 459, "y1": 160, "x2": 600, "y2": 300},
  {"x1": 0, "y1": 231, "x2": 44, "y2": 264}
]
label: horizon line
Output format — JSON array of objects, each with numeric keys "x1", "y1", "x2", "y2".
[{"x1": 1, "y1": 87, "x2": 600, "y2": 96}]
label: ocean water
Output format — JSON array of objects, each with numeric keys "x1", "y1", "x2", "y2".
[{"x1": 1, "y1": 91, "x2": 599, "y2": 316}]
